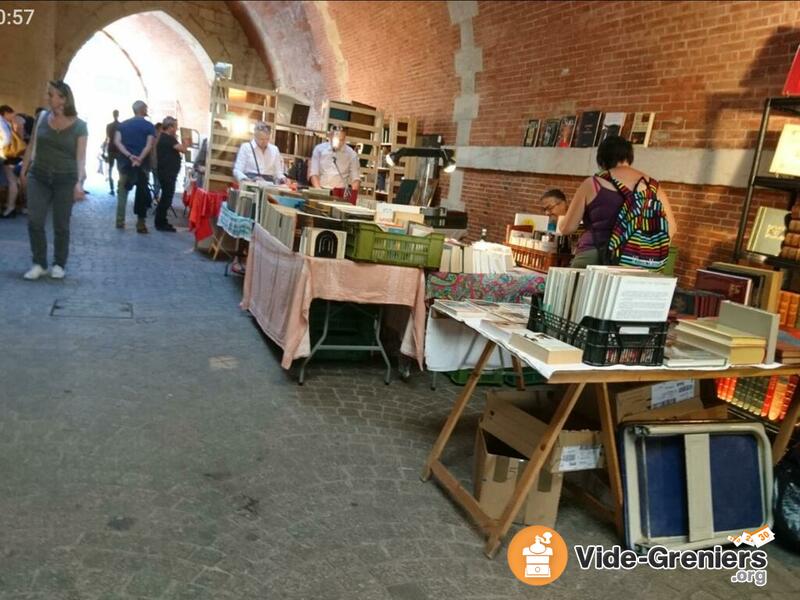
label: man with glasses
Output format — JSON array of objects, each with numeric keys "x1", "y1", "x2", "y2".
[
  {"x1": 309, "y1": 125, "x2": 360, "y2": 203},
  {"x1": 542, "y1": 189, "x2": 568, "y2": 217},
  {"x1": 232, "y1": 122, "x2": 285, "y2": 184}
]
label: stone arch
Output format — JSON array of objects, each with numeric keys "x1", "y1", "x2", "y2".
[{"x1": 53, "y1": 1, "x2": 273, "y2": 85}]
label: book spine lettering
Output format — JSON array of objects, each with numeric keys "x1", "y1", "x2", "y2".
[
  {"x1": 779, "y1": 375, "x2": 799, "y2": 421},
  {"x1": 760, "y1": 376, "x2": 778, "y2": 418}
]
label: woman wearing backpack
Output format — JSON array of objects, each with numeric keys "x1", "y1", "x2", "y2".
[{"x1": 558, "y1": 135, "x2": 677, "y2": 269}]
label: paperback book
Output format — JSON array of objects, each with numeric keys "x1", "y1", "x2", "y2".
[
  {"x1": 574, "y1": 111, "x2": 603, "y2": 147},
  {"x1": 598, "y1": 112, "x2": 627, "y2": 143},
  {"x1": 556, "y1": 116, "x2": 577, "y2": 147},
  {"x1": 540, "y1": 119, "x2": 560, "y2": 147},
  {"x1": 629, "y1": 112, "x2": 655, "y2": 146}
]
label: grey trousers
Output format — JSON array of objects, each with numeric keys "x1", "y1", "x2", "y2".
[
  {"x1": 569, "y1": 248, "x2": 600, "y2": 268},
  {"x1": 116, "y1": 171, "x2": 129, "y2": 225},
  {"x1": 27, "y1": 173, "x2": 77, "y2": 269}
]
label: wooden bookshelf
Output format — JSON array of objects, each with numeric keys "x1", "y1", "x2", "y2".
[
  {"x1": 273, "y1": 122, "x2": 326, "y2": 182},
  {"x1": 323, "y1": 100, "x2": 384, "y2": 204},
  {"x1": 204, "y1": 79, "x2": 278, "y2": 192}
]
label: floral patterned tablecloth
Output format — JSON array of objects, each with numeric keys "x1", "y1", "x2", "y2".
[{"x1": 425, "y1": 269, "x2": 546, "y2": 303}]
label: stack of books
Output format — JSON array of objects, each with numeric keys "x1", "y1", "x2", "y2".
[
  {"x1": 438, "y1": 241, "x2": 515, "y2": 274},
  {"x1": 776, "y1": 327, "x2": 800, "y2": 365},
  {"x1": 716, "y1": 374, "x2": 798, "y2": 421},
  {"x1": 433, "y1": 299, "x2": 530, "y2": 322},
  {"x1": 778, "y1": 291, "x2": 800, "y2": 327},
  {"x1": 779, "y1": 204, "x2": 800, "y2": 262},
  {"x1": 543, "y1": 266, "x2": 676, "y2": 324},
  {"x1": 673, "y1": 319, "x2": 766, "y2": 365}
]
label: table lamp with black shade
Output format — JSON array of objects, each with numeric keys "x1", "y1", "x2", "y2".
[{"x1": 385, "y1": 147, "x2": 456, "y2": 206}]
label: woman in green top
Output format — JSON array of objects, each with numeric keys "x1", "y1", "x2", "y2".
[{"x1": 20, "y1": 80, "x2": 87, "y2": 280}]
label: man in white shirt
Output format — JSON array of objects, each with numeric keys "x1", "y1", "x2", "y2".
[
  {"x1": 309, "y1": 125, "x2": 360, "y2": 199},
  {"x1": 233, "y1": 122, "x2": 285, "y2": 183}
]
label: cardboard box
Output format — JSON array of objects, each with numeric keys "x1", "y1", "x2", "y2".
[
  {"x1": 474, "y1": 425, "x2": 563, "y2": 527},
  {"x1": 621, "y1": 400, "x2": 727, "y2": 422},
  {"x1": 613, "y1": 380, "x2": 697, "y2": 423},
  {"x1": 481, "y1": 389, "x2": 604, "y2": 473}
]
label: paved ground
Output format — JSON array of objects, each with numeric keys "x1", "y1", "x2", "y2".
[{"x1": 0, "y1": 186, "x2": 798, "y2": 599}]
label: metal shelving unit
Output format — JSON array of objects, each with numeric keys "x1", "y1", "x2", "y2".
[{"x1": 733, "y1": 96, "x2": 800, "y2": 261}]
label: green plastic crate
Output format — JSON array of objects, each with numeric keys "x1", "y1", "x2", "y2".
[
  {"x1": 344, "y1": 222, "x2": 444, "y2": 268},
  {"x1": 446, "y1": 367, "x2": 546, "y2": 387}
]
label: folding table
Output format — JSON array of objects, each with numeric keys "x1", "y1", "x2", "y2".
[{"x1": 421, "y1": 310, "x2": 800, "y2": 558}]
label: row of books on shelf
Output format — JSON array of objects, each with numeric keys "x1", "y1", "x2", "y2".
[
  {"x1": 522, "y1": 111, "x2": 656, "y2": 148},
  {"x1": 716, "y1": 375, "x2": 798, "y2": 422},
  {"x1": 543, "y1": 265, "x2": 677, "y2": 324},
  {"x1": 778, "y1": 290, "x2": 800, "y2": 327},
  {"x1": 670, "y1": 288, "x2": 726, "y2": 318},
  {"x1": 438, "y1": 241, "x2": 515, "y2": 274}
]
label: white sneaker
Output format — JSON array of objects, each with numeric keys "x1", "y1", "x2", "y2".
[
  {"x1": 50, "y1": 265, "x2": 66, "y2": 279},
  {"x1": 23, "y1": 264, "x2": 46, "y2": 280}
]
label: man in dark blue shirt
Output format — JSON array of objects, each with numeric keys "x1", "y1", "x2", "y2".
[{"x1": 114, "y1": 100, "x2": 155, "y2": 232}]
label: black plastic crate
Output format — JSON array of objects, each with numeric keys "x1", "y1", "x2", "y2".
[
  {"x1": 527, "y1": 307, "x2": 668, "y2": 367},
  {"x1": 424, "y1": 210, "x2": 468, "y2": 229}
]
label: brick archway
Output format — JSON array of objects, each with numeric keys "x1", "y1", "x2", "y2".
[{"x1": 53, "y1": 1, "x2": 273, "y2": 87}]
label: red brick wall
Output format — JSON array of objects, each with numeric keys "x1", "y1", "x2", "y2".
[
  {"x1": 471, "y1": 0, "x2": 800, "y2": 148},
  {"x1": 251, "y1": 0, "x2": 799, "y2": 284},
  {"x1": 322, "y1": 0, "x2": 459, "y2": 143},
  {"x1": 456, "y1": 0, "x2": 800, "y2": 284},
  {"x1": 462, "y1": 169, "x2": 786, "y2": 284}
]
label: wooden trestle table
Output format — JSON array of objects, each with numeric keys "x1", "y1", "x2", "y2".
[{"x1": 421, "y1": 310, "x2": 800, "y2": 558}]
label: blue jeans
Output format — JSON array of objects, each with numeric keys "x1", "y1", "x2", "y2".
[{"x1": 27, "y1": 171, "x2": 77, "y2": 269}]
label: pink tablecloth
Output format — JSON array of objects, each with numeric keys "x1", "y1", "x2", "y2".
[{"x1": 241, "y1": 224, "x2": 426, "y2": 369}]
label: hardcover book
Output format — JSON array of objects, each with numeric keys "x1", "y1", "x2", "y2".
[
  {"x1": 769, "y1": 124, "x2": 800, "y2": 178},
  {"x1": 746, "y1": 207, "x2": 788, "y2": 256},
  {"x1": 598, "y1": 112, "x2": 627, "y2": 143},
  {"x1": 629, "y1": 112, "x2": 655, "y2": 146},
  {"x1": 709, "y1": 261, "x2": 782, "y2": 313},
  {"x1": 540, "y1": 119, "x2": 560, "y2": 147},
  {"x1": 523, "y1": 119, "x2": 540, "y2": 147},
  {"x1": 695, "y1": 269, "x2": 752, "y2": 305},
  {"x1": 574, "y1": 111, "x2": 603, "y2": 147},
  {"x1": 556, "y1": 116, "x2": 577, "y2": 147}
]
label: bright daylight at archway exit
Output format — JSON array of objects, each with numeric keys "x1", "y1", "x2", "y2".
[{"x1": 64, "y1": 10, "x2": 213, "y2": 192}]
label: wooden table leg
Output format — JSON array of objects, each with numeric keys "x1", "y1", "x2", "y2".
[
  {"x1": 594, "y1": 382, "x2": 624, "y2": 536},
  {"x1": 484, "y1": 382, "x2": 586, "y2": 557},
  {"x1": 421, "y1": 338, "x2": 496, "y2": 481},
  {"x1": 773, "y1": 390, "x2": 800, "y2": 464},
  {"x1": 511, "y1": 355, "x2": 526, "y2": 391}
]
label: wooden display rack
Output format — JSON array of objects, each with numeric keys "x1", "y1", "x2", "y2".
[
  {"x1": 273, "y1": 122, "x2": 326, "y2": 179},
  {"x1": 504, "y1": 224, "x2": 572, "y2": 273},
  {"x1": 378, "y1": 115, "x2": 418, "y2": 203},
  {"x1": 323, "y1": 100, "x2": 384, "y2": 205},
  {"x1": 204, "y1": 79, "x2": 278, "y2": 192}
]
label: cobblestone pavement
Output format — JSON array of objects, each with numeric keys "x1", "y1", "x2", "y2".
[{"x1": 0, "y1": 187, "x2": 798, "y2": 599}]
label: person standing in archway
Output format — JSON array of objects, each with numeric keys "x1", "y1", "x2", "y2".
[
  {"x1": 114, "y1": 100, "x2": 155, "y2": 232},
  {"x1": 154, "y1": 116, "x2": 187, "y2": 232},
  {"x1": 18, "y1": 80, "x2": 87, "y2": 280},
  {"x1": 104, "y1": 109, "x2": 120, "y2": 195}
]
